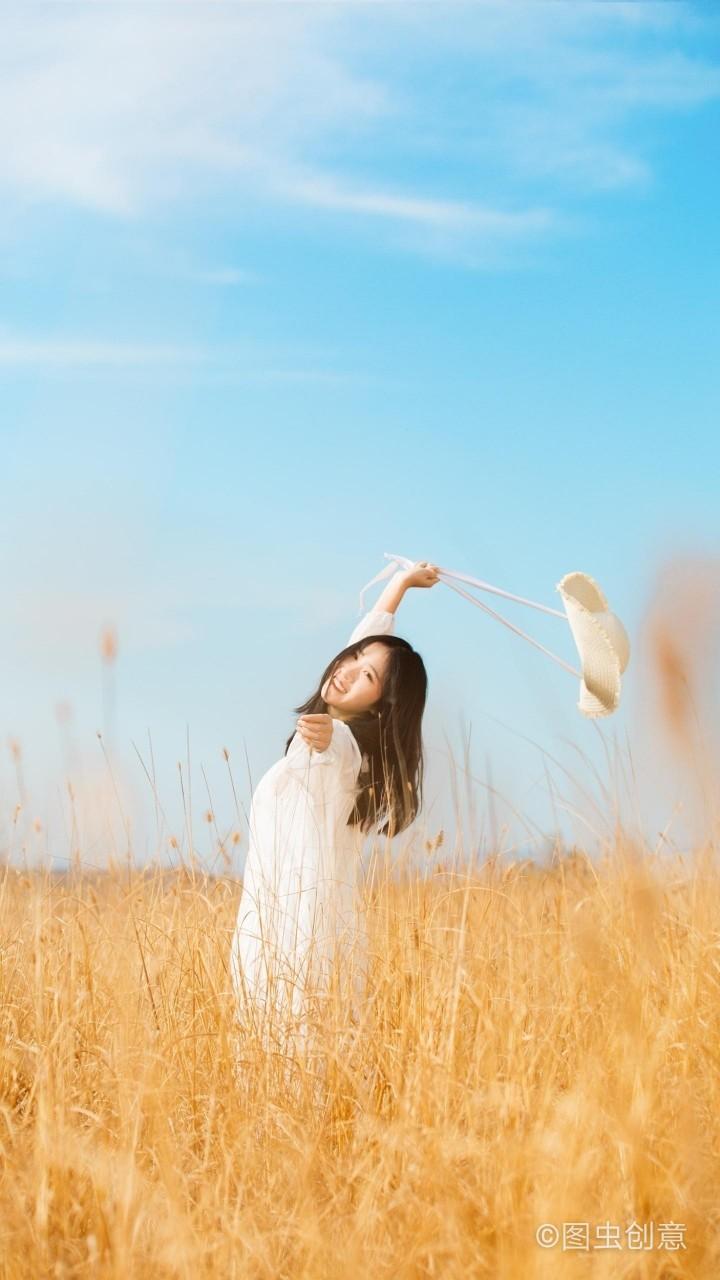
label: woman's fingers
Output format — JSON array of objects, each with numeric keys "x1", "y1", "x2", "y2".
[
  {"x1": 297, "y1": 715, "x2": 332, "y2": 749},
  {"x1": 299, "y1": 735, "x2": 330, "y2": 753},
  {"x1": 413, "y1": 560, "x2": 440, "y2": 578},
  {"x1": 408, "y1": 561, "x2": 440, "y2": 588}
]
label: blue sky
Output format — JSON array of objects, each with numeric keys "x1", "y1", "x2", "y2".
[{"x1": 1, "y1": 2, "x2": 719, "y2": 870}]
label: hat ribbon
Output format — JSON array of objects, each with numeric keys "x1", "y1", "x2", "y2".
[{"x1": 358, "y1": 551, "x2": 582, "y2": 681}]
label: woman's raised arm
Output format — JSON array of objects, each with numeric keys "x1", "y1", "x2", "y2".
[
  {"x1": 372, "y1": 569, "x2": 410, "y2": 617},
  {"x1": 347, "y1": 562, "x2": 439, "y2": 647}
]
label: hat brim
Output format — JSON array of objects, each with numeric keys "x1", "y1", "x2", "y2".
[{"x1": 556, "y1": 572, "x2": 628, "y2": 718}]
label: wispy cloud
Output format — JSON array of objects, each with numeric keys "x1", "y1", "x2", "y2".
[
  {"x1": 0, "y1": 333, "x2": 354, "y2": 382},
  {"x1": 273, "y1": 168, "x2": 554, "y2": 234},
  {"x1": 0, "y1": 3, "x2": 718, "y2": 259},
  {"x1": 0, "y1": 7, "x2": 385, "y2": 216},
  {"x1": 348, "y1": 4, "x2": 720, "y2": 194},
  {"x1": 0, "y1": 339, "x2": 206, "y2": 368}
]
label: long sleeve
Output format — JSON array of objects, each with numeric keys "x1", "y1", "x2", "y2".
[
  {"x1": 282, "y1": 716, "x2": 362, "y2": 791},
  {"x1": 347, "y1": 609, "x2": 396, "y2": 648},
  {"x1": 232, "y1": 716, "x2": 366, "y2": 1034},
  {"x1": 277, "y1": 718, "x2": 363, "y2": 894}
]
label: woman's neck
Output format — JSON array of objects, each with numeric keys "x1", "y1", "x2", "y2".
[{"x1": 328, "y1": 706, "x2": 352, "y2": 722}]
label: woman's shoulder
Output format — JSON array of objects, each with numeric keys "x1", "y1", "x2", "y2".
[{"x1": 347, "y1": 609, "x2": 396, "y2": 646}]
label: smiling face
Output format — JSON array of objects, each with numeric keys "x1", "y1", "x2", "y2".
[{"x1": 321, "y1": 642, "x2": 392, "y2": 718}]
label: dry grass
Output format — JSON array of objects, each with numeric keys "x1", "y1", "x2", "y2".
[
  {"x1": 3, "y1": 554, "x2": 719, "y2": 1277},
  {"x1": 1, "y1": 834, "x2": 719, "y2": 1279}
]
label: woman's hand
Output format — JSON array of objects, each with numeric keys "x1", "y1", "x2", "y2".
[
  {"x1": 296, "y1": 713, "x2": 334, "y2": 753},
  {"x1": 402, "y1": 560, "x2": 441, "y2": 589}
]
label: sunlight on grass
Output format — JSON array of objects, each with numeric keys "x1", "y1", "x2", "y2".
[
  {"x1": 1, "y1": 827, "x2": 718, "y2": 1277},
  {"x1": 2, "y1": 559, "x2": 719, "y2": 1276}
]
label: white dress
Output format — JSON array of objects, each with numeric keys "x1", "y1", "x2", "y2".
[{"x1": 230, "y1": 608, "x2": 396, "y2": 1044}]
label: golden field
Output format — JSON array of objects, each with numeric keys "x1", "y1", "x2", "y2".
[{"x1": 1, "y1": 832, "x2": 718, "y2": 1279}]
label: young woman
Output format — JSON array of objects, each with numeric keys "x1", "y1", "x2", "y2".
[{"x1": 229, "y1": 560, "x2": 440, "y2": 1051}]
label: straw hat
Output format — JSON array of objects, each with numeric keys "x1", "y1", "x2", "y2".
[{"x1": 556, "y1": 572, "x2": 630, "y2": 718}]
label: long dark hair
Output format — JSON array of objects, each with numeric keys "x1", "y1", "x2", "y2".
[{"x1": 284, "y1": 633, "x2": 428, "y2": 837}]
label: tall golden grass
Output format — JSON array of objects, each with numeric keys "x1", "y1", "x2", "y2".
[
  {"x1": 1, "y1": 833, "x2": 719, "y2": 1278},
  {"x1": 3, "y1": 556, "x2": 719, "y2": 1277}
]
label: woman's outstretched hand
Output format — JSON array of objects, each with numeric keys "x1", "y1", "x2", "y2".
[
  {"x1": 402, "y1": 560, "x2": 441, "y2": 589},
  {"x1": 296, "y1": 713, "x2": 334, "y2": 753}
]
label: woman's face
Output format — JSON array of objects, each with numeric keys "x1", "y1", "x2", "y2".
[{"x1": 321, "y1": 641, "x2": 391, "y2": 717}]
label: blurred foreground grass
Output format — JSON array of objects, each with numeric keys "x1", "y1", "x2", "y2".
[{"x1": 1, "y1": 838, "x2": 719, "y2": 1278}]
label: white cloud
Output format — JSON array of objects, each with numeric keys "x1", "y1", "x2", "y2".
[
  {"x1": 0, "y1": 333, "x2": 357, "y2": 382},
  {"x1": 0, "y1": 2, "x2": 717, "y2": 256},
  {"x1": 360, "y1": 4, "x2": 720, "y2": 192},
  {"x1": 0, "y1": 4, "x2": 556, "y2": 259},
  {"x1": 273, "y1": 168, "x2": 554, "y2": 234},
  {"x1": 0, "y1": 338, "x2": 206, "y2": 368},
  {"x1": 0, "y1": 7, "x2": 387, "y2": 215}
]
